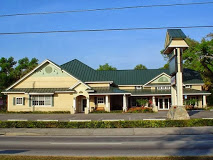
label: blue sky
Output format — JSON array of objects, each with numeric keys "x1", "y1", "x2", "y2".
[{"x1": 0, "y1": 0, "x2": 212, "y2": 69}]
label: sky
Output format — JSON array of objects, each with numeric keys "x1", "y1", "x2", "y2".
[{"x1": 0, "y1": 0, "x2": 212, "y2": 70}]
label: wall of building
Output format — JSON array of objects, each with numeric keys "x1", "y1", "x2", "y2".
[
  {"x1": 118, "y1": 86, "x2": 135, "y2": 90},
  {"x1": 14, "y1": 63, "x2": 78, "y2": 88},
  {"x1": 7, "y1": 93, "x2": 73, "y2": 112},
  {"x1": 87, "y1": 83, "x2": 110, "y2": 88},
  {"x1": 191, "y1": 85, "x2": 202, "y2": 91}
]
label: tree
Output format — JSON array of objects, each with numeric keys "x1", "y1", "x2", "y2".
[
  {"x1": 134, "y1": 64, "x2": 147, "y2": 70},
  {"x1": 159, "y1": 63, "x2": 169, "y2": 69},
  {"x1": 97, "y1": 63, "x2": 117, "y2": 71},
  {"x1": 15, "y1": 57, "x2": 38, "y2": 79},
  {"x1": 0, "y1": 57, "x2": 38, "y2": 97},
  {"x1": 0, "y1": 57, "x2": 17, "y2": 95},
  {"x1": 160, "y1": 34, "x2": 213, "y2": 105}
]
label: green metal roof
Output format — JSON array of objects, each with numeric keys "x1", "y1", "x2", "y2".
[
  {"x1": 183, "y1": 69, "x2": 204, "y2": 84},
  {"x1": 3, "y1": 88, "x2": 74, "y2": 93},
  {"x1": 98, "y1": 69, "x2": 169, "y2": 85},
  {"x1": 124, "y1": 88, "x2": 210, "y2": 96},
  {"x1": 91, "y1": 87, "x2": 129, "y2": 94},
  {"x1": 61, "y1": 59, "x2": 108, "y2": 82},
  {"x1": 98, "y1": 68, "x2": 203, "y2": 85},
  {"x1": 167, "y1": 29, "x2": 186, "y2": 40}
]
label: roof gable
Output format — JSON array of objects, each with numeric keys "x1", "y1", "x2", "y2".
[
  {"x1": 144, "y1": 73, "x2": 171, "y2": 86},
  {"x1": 61, "y1": 59, "x2": 109, "y2": 82},
  {"x1": 98, "y1": 69, "x2": 170, "y2": 85}
]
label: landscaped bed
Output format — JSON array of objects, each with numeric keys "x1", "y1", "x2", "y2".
[{"x1": 0, "y1": 119, "x2": 212, "y2": 128}]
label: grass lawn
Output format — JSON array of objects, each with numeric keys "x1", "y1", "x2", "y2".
[{"x1": 0, "y1": 156, "x2": 212, "y2": 160}]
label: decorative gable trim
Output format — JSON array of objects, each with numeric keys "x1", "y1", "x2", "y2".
[
  {"x1": 69, "y1": 81, "x2": 91, "y2": 90},
  {"x1": 5, "y1": 59, "x2": 85, "y2": 91},
  {"x1": 143, "y1": 72, "x2": 171, "y2": 86}
]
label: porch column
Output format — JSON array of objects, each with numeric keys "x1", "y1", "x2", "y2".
[
  {"x1": 203, "y1": 95, "x2": 207, "y2": 107},
  {"x1": 105, "y1": 95, "x2": 110, "y2": 112},
  {"x1": 71, "y1": 97, "x2": 76, "y2": 114},
  {"x1": 123, "y1": 94, "x2": 127, "y2": 112},
  {"x1": 152, "y1": 96, "x2": 158, "y2": 112},
  {"x1": 152, "y1": 96, "x2": 156, "y2": 106},
  {"x1": 87, "y1": 97, "x2": 90, "y2": 112}
]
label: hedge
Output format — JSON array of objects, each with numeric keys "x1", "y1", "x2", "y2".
[{"x1": 0, "y1": 119, "x2": 212, "y2": 128}]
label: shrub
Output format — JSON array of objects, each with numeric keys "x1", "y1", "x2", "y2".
[
  {"x1": 0, "y1": 119, "x2": 212, "y2": 128},
  {"x1": 127, "y1": 107, "x2": 153, "y2": 113}
]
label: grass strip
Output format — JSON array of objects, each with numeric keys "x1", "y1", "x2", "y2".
[
  {"x1": 0, "y1": 155, "x2": 213, "y2": 160},
  {"x1": 0, "y1": 119, "x2": 212, "y2": 128}
]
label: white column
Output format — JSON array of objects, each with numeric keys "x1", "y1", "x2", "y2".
[
  {"x1": 87, "y1": 97, "x2": 90, "y2": 112},
  {"x1": 171, "y1": 86, "x2": 177, "y2": 106},
  {"x1": 152, "y1": 96, "x2": 156, "y2": 106},
  {"x1": 72, "y1": 97, "x2": 76, "y2": 114},
  {"x1": 123, "y1": 95, "x2": 127, "y2": 112},
  {"x1": 176, "y1": 48, "x2": 183, "y2": 106},
  {"x1": 203, "y1": 95, "x2": 207, "y2": 107},
  {"x1": 106, "y1": 95, "x2": 109, "y2": 112},
  {"x1": 163, "y1": 98, "x2": 165, "y2": 109}
]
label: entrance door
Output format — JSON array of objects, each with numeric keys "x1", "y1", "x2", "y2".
[
  {"x1": 81, "y1": 99, "x2": 87, "y2": 112},
  {"x1": 158, "y1": 98, "x2": 170, "y2": 110}
]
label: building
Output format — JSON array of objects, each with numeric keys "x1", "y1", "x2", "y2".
[{"x1": 2, "y1": 58, "x2": 210, "y2": 113}]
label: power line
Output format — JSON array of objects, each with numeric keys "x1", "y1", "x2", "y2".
[
  {"x1": 1, "y1": 25, "x2": 213, "y2": 36},
  {"x1": 1, "y1": 1, "x2": 213, "y2": 18}
]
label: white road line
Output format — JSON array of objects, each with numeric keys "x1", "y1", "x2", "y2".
[
  {"x1": 51, "y1": 142, "x2": 122, "y2": 145},
  {"x1": 102, "y1": 119, "x2": 124, "y2": 121},
  {"x1": 143, "y1": 119, "x2": 166, "y2": 121},
  {"x1": 69, "y1": 120, "x2": 91, "y2": 122},
  {"x1": 37, "y1": 120, "x2": 58, "y2": 122},
  {"x1": 202, "y1": 118, "x2": 213, "y2": 119},
  {"x1": 7, "y1": 119, "x2": 28, "y2": 121}
]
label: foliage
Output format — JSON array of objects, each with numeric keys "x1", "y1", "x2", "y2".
[
  {"x1": 97, "y1": 63, "x2": 117, "y2": 71},
  {"x1": 90, "y1": 110, "x2": 123, "y2": 113},
  {"x1": 127, "y1": 107, "x2": 153, "y2": 113},
  {"x1": 0, "y1": 57, "x2": 38, "y2": 97},
  {"x1": 136, "y1": 99, "x2": 148, "y2": 106},
  {"x1": 134, "y1": 64, "x2": 147, "y2": 70},
  {"x1": 184, "y1": 99, "x2": 198, "y2": 106},
  {"x1": 159, "y1": 63, "x2": 169, "y2": 69},
  {"x1": 0, "y1": 119, "x2": 212, "y2": 128},
  {"x1": 160, "y1": 33, "x2": 213, "y2": 105}
]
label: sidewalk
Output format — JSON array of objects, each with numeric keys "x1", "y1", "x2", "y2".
[{"x1": 0, "y1": 127, "x2": 212, "y2": 136}]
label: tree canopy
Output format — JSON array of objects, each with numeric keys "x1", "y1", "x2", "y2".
[
  {"x1": 97, "y1": 63, "x2": 117, "y2": 71},
  {"x1": 134, "y1": 64, "x2": 147, "y2": 70},
  {"x1": 0, "y1": 57, "x2": 38, "y2": 96},
  {"x1": 160, "y1": 33, "x2": 213, "y2": 104}
]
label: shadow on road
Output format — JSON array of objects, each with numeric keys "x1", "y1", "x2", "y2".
[
  {"x1": 157, "y1": 128, "x2": 213, "y2": 156},
  {"x1": 0, "y1": 150, "x2": 29, "y2": 154}
]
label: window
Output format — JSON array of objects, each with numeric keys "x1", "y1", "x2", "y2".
[
  {"x1": 97, "y1": 97, "x2": 104, "y2": 104},
  {"x1": 157, "y1": 86, "x2": 171, "y2": 90},
  {"x1": 31, "y1": 95, "x2": 52, "y2": 106},
  {"x1": 16, "y1": 98, "x2": 23, "y2": 105},
  {"x1": 135, "y1": 86, "x2": 142, "y2": 90},
  {"x1": 185, "y1": 85, "x2": 191, "y2": 88}
]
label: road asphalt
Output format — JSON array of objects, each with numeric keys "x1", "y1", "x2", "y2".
[
  {"x1": 0, "y1": 127, "x2": 213, "y2": 136},
  {"x1": 0, "y1": 135, "x2": 212, "y2": 156},
  {"x1": 0, "y1": 110, "x2": 212, "y2": 121}
]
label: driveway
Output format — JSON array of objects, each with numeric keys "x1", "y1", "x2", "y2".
[{"x1": 0, "y1": 110, "x2": 212, "y2": 121}]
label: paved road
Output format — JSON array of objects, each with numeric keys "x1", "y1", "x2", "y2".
[
  {"x1": 0, "y1": 110, "x2": 212, "y2": 121},
  {"x1": 0, "y1": 135, "x2": 213, "y2": 156}
]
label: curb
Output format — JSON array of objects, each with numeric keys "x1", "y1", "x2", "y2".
[{"x1": 0, "y1": 127, "x2": 212, "y2": 136}]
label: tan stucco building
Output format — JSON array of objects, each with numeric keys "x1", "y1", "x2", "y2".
[
  {"x1": 2, "y1": 58, "x2": 210, "y2": 113},
  {"x1": 2, "y1": 29, "x2": 211, "y2": 113}
]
